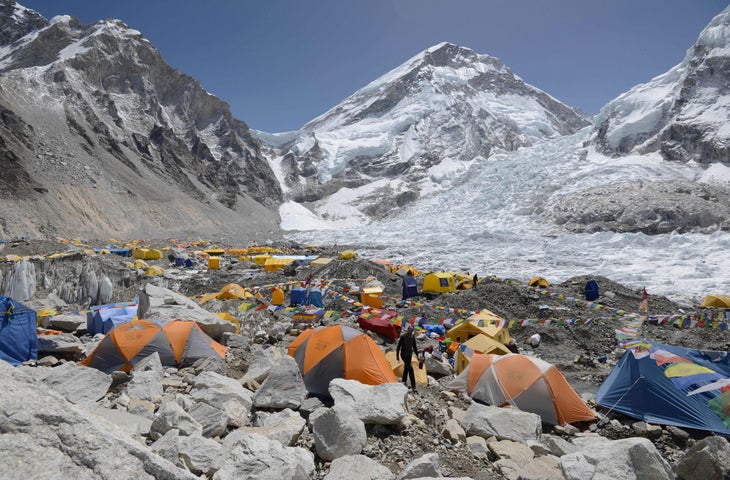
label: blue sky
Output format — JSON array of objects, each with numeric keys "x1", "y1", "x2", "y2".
[{"x1": 18, "y1": 0, "x2": 729, "y2": 133}]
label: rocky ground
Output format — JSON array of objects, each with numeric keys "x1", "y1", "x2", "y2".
[{"x1": 1, "y1": 236, "x2": 729, "y2": 479}]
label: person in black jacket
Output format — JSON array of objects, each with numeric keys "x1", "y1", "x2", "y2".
[{"x1": 396, "y1": 325, "x2": 419, "y2": 391}]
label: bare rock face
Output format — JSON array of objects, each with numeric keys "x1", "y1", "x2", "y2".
[
  {"x1": 547, "y1": 180, "x2": 730, "y2": 234},
  {"x1": 0, "y1": 1, "x2": 282, "y2": 239}
]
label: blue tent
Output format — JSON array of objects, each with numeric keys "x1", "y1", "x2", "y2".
[
  {"x1": 308, "y1": 287, "x2": 323, "y2": 308},
  {"x1": 0, "y1": 296, "x2": 38, "y2": 366},
  {"x1": 595, "y1": 341, "x2": 730, "y2": 435},
  {"x1": 290, "y1": 287, "x2": 308, "y2": 306},
  {"x1": 402, "y1": 276, "x2": 418, "y2": 299},
  {"x1": 584, "y1": 279, "x2": 599, "y2": 301},
  {"x1": 87, "y1": 302, "x2": 137, "y2": 335}
]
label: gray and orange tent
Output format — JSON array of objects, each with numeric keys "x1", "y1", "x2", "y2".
[
  {"x1": 449, "y1": 353, "x2": 595, "y2": 426},
  {"x1": 81, "y1": 319, "x2": 226, "y2": 373},
  {"x1": 287, "y1": 325, "x2": 397, "y2": 397}
]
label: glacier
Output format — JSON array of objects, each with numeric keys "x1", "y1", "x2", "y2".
[{"x1": 284, "y1": 128, "x2": 730, "y2": 299}]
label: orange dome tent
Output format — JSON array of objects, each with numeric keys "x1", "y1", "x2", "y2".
[
  {"x1": 80, "y1": 320, "x2": 227, "y2": 373},
  {"x1": 449, "y1": 353, "x2": 595, "y2": 426},
  {"x1": 288, "y1": 325, "x2": 397, "y2": 397}
]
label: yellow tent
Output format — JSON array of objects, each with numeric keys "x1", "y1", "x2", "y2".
[
  {"x1": 215, "y1": 312, "x2": 240, "y2": 334},
  {"x1": 199, "y1": 283, "x2": 254, "y2": 305},
  {"x1": 385, "y1": 351, "x2": 427, "y2": 386},
  {"x1": 339, "y1": 250, "x2": 357, "y2": 260},
  {"x1": 129, "y1": 259, "x2": 150, "y2": 269},
  {"x1": 217, "y1": 283, "x2": 253, "y2": 300},
  {"x1": 253, "y1": 254, "x2": 272, "y2": 266},
  {"x1": 528, "y1": 276, "x2": 549, "y2": 288},
  {"x1": 145, "y1": 266, "x2": 165, "y2": 276},
  {"x1": 701, "y1": 294, "x2": 730, "y2": 308},
  {"x1": 467, "y1": 311, "x2": 510, "y2": 344},
  {"x1": 447, "y1": 313, "x2": 510, "y2": 345},
  {"x1": 271, "y1": 288, "x2": 285, "y2": 306},
  {"x1": 455, "y1": 273, "x2": 474, "y2": 290},
  {"x1": 455, "y1": 334, "x2": 511, "y2": 373},
  {"x1": 264, "y1": 257, "x2": 294, "y2": 272},
  {"x1": 422, "y1": 272, "x2": 456, "y2": 294},
  {"x1": 133, "y1": 248, "x2": 163, "y2": 260},
  {"x1": 310, "y1": 257, "x2": 333, "y2": 266},
  {"x1": 361, "y1": 287, "x2": 383, "y2": 309}
]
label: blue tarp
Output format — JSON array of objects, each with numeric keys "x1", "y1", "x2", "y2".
[
  {"x1": 402, "y1": 276, "x2": 418, "y2": 299},
  {"x1": 595, "y1": 341, "x2": 730, "y2": 435},
  {"x1": 308, "y1": 287, "x2": 323, "y2": 308},
  {"x1": 290, "y1": 287, "x2": 308, "y2": 306},
  {"x1": 107, "y1": 248, "x2": 132, "y2": 257},
  {"x1": 584, "y1": 280, "x2": 600, "y2": 301},
  {"x1": 87, "y1": 302, "x2": 137, "y2": 335},
  {"x1": 0, "y1": 297, "x2": 38, "y2": 366}
]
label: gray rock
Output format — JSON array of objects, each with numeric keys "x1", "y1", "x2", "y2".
[
  {"x1": 0, "y1": 360, "x2": 196, "y2": 480},
  {"x1": 562, "y1": 436, "x2": 673, "y2": 480},
  {"x1": 37, "y1": 331, "x2": 85, "y2": 355},
  {"x1": 178, "y1": 434, "x2": 223, "y2": 476},
  {"x1": 252, "y1": 355, "x2": 307, "y2": 409},
  {"x1": 397, "y1": 452, "x2": 441, "y2": 479},
  {"x1": 127, "y1": 370, "x2": 164, "y2": 402},
  {"x1": 242, "y1": 344, "x2": 283, "y2": 383},
  {"x1": 150, "y1": 401, "x2": 203, "y2": 440},
  {"x1": 189, "y1": 401, "x2": 229, "y2": 438},
  {"x1": 151, "y1": 428, "x2": 181, "y2": 465},
  {"x1": 241, "y1": 408, "x2": 306, "y2": 446},
  {"x1": 40, "y1": 313, "x2": 85, "y2": 331},
  {"x1": 190, "y1": 370, "x2": 254, "y2": 427},
  {"x1": 214, "y1": 432, "x2": 315, "y2": 480},
  {"x1": 461, "y1": 403, "x2": 541, "y2": 443},
  {"x1": 329, "y1": 378, "x2": 408, "y2": 425},
  {"x1": 41, "y1": 362, "x2": 111, "y2": 406},
  {"x1": 675, "y1": 436, "x2": 730, "y2": 480},
  {"x1": 326, "y1": 454, "x2": 396, "y2": 480},
  {"x1": 312, "y1": 404, "x2": 367, "y2": 461}
]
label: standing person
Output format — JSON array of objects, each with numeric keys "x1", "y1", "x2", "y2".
[
  {"x1": 396, "y1": 325, "x2": 419, "y2": 392},
  {"x1": 472, "y1": 273, "x2": 478, "y2": 287}
]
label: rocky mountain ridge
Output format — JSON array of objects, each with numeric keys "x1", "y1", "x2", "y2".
[
  {"x1": 0, "y1": 0, "x2": 281, "y2": 240},
  {"x1": 2, "y1": 1, "x2": 730, "y2": 239}
]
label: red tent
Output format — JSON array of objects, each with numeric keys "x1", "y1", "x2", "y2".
[{"x1": 358, "y1": 309, "x2": 399, "y2": 340}]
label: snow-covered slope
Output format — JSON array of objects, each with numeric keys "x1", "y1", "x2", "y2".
[
  {"x1": 0, "y1": 0, "x2": 281, "y2": 239},
  {"x1": 593, "y1": 5, "x2": 730, "y2": 163},
  {"x1": 270, "y1": 42, "x2": 589, "y2": 228}
]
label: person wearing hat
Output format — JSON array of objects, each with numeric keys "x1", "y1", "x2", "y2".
[{"x1": 396, "y1": 324, "x2": 419, "y2": 392}]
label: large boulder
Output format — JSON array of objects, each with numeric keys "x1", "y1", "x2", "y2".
[
  {"x1": 561, "y1": 436, "x2": 673, "y2": 480},
  {"x1": 252, "y1": 355, "x2": 308, "y2": 409},
  {"x1": 461, "y1": 403, "x2": 542, "y2": 443},
  {"x1": 329, "y1": 378, "x2": 407, "y2": 425},
  {"x1": 0, "y1": 361, "x2": 197, "y2": 480},
  {"x1": 312, "y1": 404, "x2": 367, "y2": 461},
  {"x1": 675, "y1": 436, "x2": 730, "y2": 480}
]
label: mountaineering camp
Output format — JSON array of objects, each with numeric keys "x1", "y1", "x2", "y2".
[{"x1": 1, "y1": 237, "x2": 729, "y2": 479}]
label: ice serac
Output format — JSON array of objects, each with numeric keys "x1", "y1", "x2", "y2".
[
  {"x1": 0, "y1": 0, "x2": 282, "y2": 239},
  {"x1": 271, "y1": 42, "x2": 589, "y2": 224},
  {"x1": 592, "y1": 5, "x2": 730, "y2": 163}
]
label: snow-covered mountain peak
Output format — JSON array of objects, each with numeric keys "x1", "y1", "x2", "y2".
[
  {"x1": 695, "y1": 5, "x2": 730, "y2": 53},
  {"x1": 274, "y1": 42, "x2": 589, "y2": 228},
  {"x1": 592, "y1": 5, "x2": 730, "y2": 163}
]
